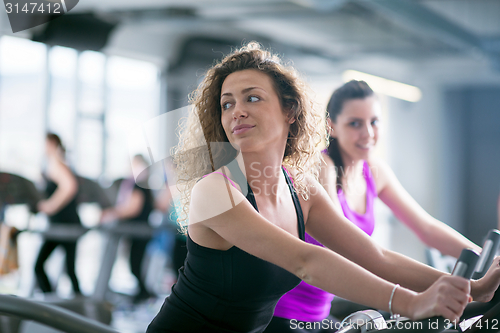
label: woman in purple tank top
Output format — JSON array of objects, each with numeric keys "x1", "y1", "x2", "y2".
[{"x1": 265, "y1": 81, "x2": 482, "y2": 332}]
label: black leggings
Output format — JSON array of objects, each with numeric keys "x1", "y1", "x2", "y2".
[
  {"x1": 34, "y1": 240, "x2": 80, "y2": 294},
  {"x1": 263, "y1": 315, "x2": 340, "y2": 333},
  {"x1": 130, "y1": 238, "x2": 149, "y2": 294}
]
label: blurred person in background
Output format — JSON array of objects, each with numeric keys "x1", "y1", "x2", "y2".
[
  {"x1": 100, "y1": 154, "x2": 154, "y2": 303},
  {"x1": 35, "y1": 133, "x2": 81, "y2": 296},
  {"x1": 155, "y1": 177, "x2": 187, "y2": 281}
]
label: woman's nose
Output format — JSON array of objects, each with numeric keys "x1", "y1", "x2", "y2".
[
  {"x1": 232, "y1": 104, "x2": 248, "y2": 119},
  {"x1": 361, "y1": 123, "x2": 375, "y2": 138}
]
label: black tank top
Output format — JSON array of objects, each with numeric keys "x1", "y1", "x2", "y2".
[
  {"x1": 147, "y1": 166, "x2": 305, "y2": 333},
  {"x1": 122, "y1": 182, "x2": 154, "y2": 224},
  {"x1": 46, "y1": 180, "x2": 81, "y2": 225}
]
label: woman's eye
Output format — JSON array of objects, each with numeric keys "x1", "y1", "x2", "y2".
[
  {"x1": 248, "y1": 96, "x2": 260, "y2": 103},
  {"x1": 221, "y1": 101, "x2": 232, "y2": 110},
  {"x1": 371, "y1": 119, "x2": 379, "y2": 126},
  {"x1": 349, "y1": 121, "x2": 360, "y2": 128}
]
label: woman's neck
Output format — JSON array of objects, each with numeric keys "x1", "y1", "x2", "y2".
[
  {"x1": 236, "y1": 151, "x2": 287, "y2": 203},
  {"x1": 339, "y1": 154, "x2": 365, "y2": 191}
]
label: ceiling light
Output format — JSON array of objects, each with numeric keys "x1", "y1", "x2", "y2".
[{"x1": 342, "y1": 70, "x2": 422, "y2": 102}]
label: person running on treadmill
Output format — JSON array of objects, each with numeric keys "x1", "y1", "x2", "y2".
[
  {"x1": 35, "y1": 133, "x2": 81, "y2": 296},
  {"x1": 100, "y1": 154, "x2": 155, "y2": 303}
]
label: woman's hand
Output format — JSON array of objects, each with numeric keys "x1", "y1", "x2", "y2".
[
  {"x1": 100, "y1": 208, "x2": 118, "y2": 224},
  {"x1": 37, "y1": 200, "x2": 56, "y2": 215},
  {"x1": 471, "y1": 256, "x2": 500, "y2": 302},
  {"x1": 408, "y1": 275, "x2": 470, "y2": 322}
]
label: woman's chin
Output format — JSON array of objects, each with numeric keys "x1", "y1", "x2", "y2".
[
  {"x1": 233, "y1": 139, "x2": 257, "y2": 153},
  {"x1": 227, "y1": 142, "x2": 241, "y2": 152},
  {"x1": 354, "y1": 149, "x2": 372, "y2": 161}
]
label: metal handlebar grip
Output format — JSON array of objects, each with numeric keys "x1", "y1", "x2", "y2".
[
  {"x1": 451, "y1": 248, "x2": 480, "y2": 279},
  {"x1": 472, "y1": 229, "x2": 500, "y2": 280}
]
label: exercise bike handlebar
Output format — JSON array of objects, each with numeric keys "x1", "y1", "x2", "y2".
[
  {"x1": 0, "y1": 294, "x2": 119, "y2": 333},
  {"x1": 384, "y1": 248, "x2": 480, "y2": 333},
  {"x1": 338, "y1": 248, "x2": 482, "y2": 333},
  {"x1": 472, "y1": 229, "x2": 500, "y2": 280},
  {"x1": 451, "y1": 248, "x2": 480, "y2": 279}
]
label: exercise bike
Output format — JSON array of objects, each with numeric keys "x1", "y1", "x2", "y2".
[{"x1": 337, "y1": 229, "x2": 500, "y2": 333}]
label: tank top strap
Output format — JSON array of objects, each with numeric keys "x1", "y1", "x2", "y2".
[
  {"x1": 282, "y1": 166, "x2": 305, "y2": 241},
  {"x1": 282, "y1": 166, "x2": 294, "y2": 186}
]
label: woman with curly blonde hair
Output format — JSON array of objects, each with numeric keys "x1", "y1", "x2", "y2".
[{"x1": 147, "y1": 42, "x2": 500, "y2": 333}]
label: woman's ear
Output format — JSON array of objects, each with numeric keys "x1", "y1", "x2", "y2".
[
  {"x1": 285, "y1": 104, "x2": 297, "y2": 124},
  {"x1": 326, "y1": 118, "x2": 336, "y2": 138}
]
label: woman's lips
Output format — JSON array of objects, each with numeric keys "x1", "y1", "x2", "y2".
[
  {"x1": 356, "y1": 143, "x2": 373, "y2": 150},
  {"x1": 232, "y1": 125, "x2": 255, "y2": 135}
]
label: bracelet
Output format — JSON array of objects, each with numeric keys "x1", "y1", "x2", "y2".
[{"x1": 389, "y1": 284, "x2": 400, "y2": 318}]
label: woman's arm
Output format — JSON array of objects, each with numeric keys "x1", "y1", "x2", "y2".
[
  {"x1": 306, "y1": 175, "x2": 444, "y2": 292},
  {"x1": 38, "y1": 160, "x2": 78, "y2": 216},
  {"x1": 371, "y1": 158, "x2": 481, "y2": 257},
  {"x1": 188, "y1": 174, "x2": 470, "y2": 322},
  {"x1": 305, "y1": 175, "x2": 500, "y2": 302},
  {"x1": 101, "y1": 189, "x2": 144, "y2": 222}
]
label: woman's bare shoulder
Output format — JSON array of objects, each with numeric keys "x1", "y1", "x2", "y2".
[
  {"x1": 48, "y1": 159, "x2": 75, "y2": 182},
  {"x1": 366, "y1": 157, "x2": 394, "y2": 192},
  {"x1": 366, "y1": 156, "x2": 390, "y2": 170},
  {"x1": 189, "y1": 171, "x2": 246, "y2": 226}
]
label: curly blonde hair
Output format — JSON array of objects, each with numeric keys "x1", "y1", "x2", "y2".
[{"x1": 173, "y1": 42, "x2": 326, "y2": 232}]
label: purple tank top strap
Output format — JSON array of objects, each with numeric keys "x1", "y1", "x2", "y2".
[{"x1": 202, "y1": 171, "x2": 238, "y2": 189}]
